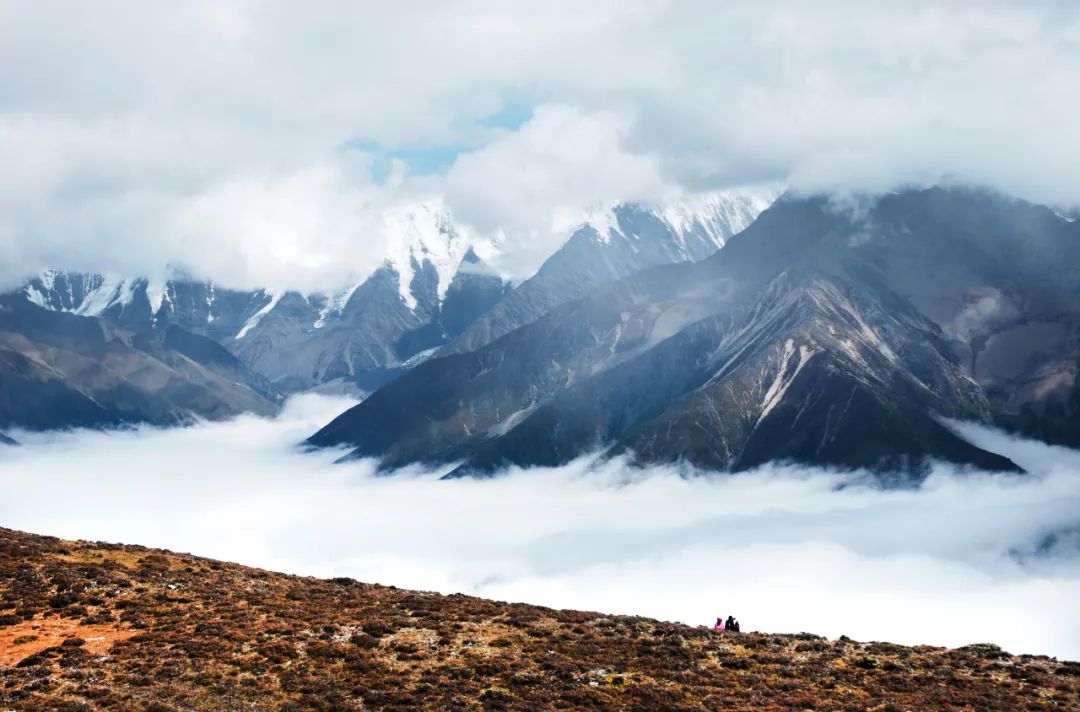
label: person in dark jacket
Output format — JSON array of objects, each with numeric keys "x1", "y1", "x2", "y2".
[{"x1": 726, "y1": 615, "x2": 739, "y2": 632}]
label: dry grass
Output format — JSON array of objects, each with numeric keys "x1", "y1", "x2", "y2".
[
  {"x1": 0, "y1": 616, "x2": 134, "y2": 667},
  {"x1": 1, "y1": 527, "x2": 1078, "y2": 711}
]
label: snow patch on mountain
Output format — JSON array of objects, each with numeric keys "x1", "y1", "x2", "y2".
[
  {"x1": 577, "y1": 184, "x2": 783, "y2": 255},
  {"x1": 757, "y1": 339, "x2": 818, "y2": 426},
  {"x1": 314, "y1": 284, "x2": 361, "y2": 329},
  {"x1": 23, "y1": 284, "x2": 49, "y2": 309},
  {"x1": 75, "y1": 276, "x2": 130, "y2": 316},
  {"x1": 146, "y1": 281, "x2": 166, "y2": 319},
  {"x1": 22, "y1": 271, "x2": 149, "y2": 318},
  {"x1": 581, "y1": 207, "x2": 626, "y2": 244},
  {"x1": 657, "y1": 184, "x2": 783, "y2": 246},
  {"x1": 488, "y1": 402, "x2": 540, "y2": 437},
  {"x1": 235, "y1": 291, "x2": 281, "y2": 340},
  {"x1": 382, "y1": 202, "x2": 472, "y2": 310}
]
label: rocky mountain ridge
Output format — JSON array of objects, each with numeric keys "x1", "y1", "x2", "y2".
[
  {"x1": 310, "y1": 187, "x2": 1080, "y2": 476},
  {"x1": 1, "y1": 188, "x2": 777, "y2": 434}
]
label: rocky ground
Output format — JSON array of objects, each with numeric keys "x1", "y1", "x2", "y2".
[{"x1": 1, "y1": 527, "x2": 1077, "y2": 711}]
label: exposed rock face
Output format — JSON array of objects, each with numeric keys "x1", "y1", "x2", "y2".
[
  {"x1": 1, "y1": 527, "x2": 1076, "y2": 710},
  {"x1": 226, "y1": 253, "x2": 514, "y2": 394},
  {"x1": 311, "y1": 187, "x2": 1080, "y2": 475}
]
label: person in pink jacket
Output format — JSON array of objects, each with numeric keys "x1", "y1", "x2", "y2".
[{"x1": 713, "y1": 617, "x2": 726, "y2": 631}]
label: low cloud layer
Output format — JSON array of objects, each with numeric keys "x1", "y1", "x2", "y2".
[
  {"x1": 2, "y1": 2, "x2": 1079, "y2": 289},
  {"x1": 2, "y1": 394, "x2": 1079, "y2": 659}
]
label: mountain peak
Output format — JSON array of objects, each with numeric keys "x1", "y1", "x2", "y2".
[
  {"x1": 575, "y1": 184, "x2": 784, "y2": 253},
  {"x1": 381, "y1": 201, "x2": 473, "y2": 310}
]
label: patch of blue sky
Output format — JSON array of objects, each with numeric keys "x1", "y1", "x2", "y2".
[
  {"x1": 476, "y1": 97, "x2": 533, "y2": 131},
  {"x1": 340, "y1": 140, "x2": 458, "y2": 182},
  {"x1": 346, "y1": 97, "x2": 534, "y2": 183},
  {"x1": 343, "y1": 138, "x2": 468, "y2": 182}
]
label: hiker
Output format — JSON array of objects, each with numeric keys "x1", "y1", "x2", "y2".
[
  {"x1": 726, "y1": 615, "x2": 738, "y2": 632},
  {"x1": 713, "y1": 617, "x2": 725, "y2": 631}
]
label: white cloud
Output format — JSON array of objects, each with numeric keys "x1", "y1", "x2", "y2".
[
  {"x1": 2, "y1": 1, "x2": 1079, "y2": 289},
  {"x1": 2, "y1": 394, "x2": 1079, "y2": 660},
  {"x1": 166, "y1": 161, "x2": 397, "y2": 293},
  {"x1": 444, "y1": 106, "x2": 669, "y2": 277}
]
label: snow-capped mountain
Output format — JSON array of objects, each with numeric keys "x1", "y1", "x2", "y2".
[
  {"x1": 445, "y1": 184, "x2": 782, "y2": 354},
  {"x1": 585, "y1": 185, "x2": 779, "y2": 251},
  {"x1": 10, "y1": 202, "x2": 507, "y2": 394},
  {"x1": 310, "y1": 187, "x2": 1080, "y2": 476},
  {"x1": 19, "y1": 203, "x2": 479, "y2": 336},
  {"x1": 10, "y1": 183, "x2": 1078, "y2": 476},
  {"x1": 10, "y1": 188, "x2": 778, "y2": 396}
]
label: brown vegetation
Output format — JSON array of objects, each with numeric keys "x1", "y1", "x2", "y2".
[{"x1": 1, "y1": 527, "x2": 1077, "y2": 710}]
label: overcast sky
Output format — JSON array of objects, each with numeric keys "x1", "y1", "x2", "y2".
[
  {"x1": 2, "y1": 1, "x2": 1078, "y2": 290},
  {"x1": 2, "y1": 394, "x2": 1079, "y2": 659}
]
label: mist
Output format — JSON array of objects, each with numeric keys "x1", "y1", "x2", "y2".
[{"x1": 2, "y1": 394, "x2": 1078, "y2": 660}]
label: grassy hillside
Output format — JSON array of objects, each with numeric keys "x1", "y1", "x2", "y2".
[{"x1": 1, "y1": 527, "x2": 1077, "y2": 710}]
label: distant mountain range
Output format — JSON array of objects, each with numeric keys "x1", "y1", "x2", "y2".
[
  {"x1": 7, "y1": 184, "x2": 1076, "y2": 477},
  {"x1": 0, "y1": 187, "x2": 775, "y2": 436},
  {"x1": 310, "y1": 187, "x2": 1080, "y2": 476}
]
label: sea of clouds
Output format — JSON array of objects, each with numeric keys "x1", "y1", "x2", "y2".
[{"x1": 2, "y1": 393, "x2": 1079, "y2": 659}]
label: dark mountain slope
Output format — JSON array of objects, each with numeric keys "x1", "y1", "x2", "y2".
[
  {"x1": 230, "y1": 257, "x2": 511, "y2": 394},
  {"x1": 860, "y1": 189, "x2": 1080, "y2": 448},
  {"x1": 0, "y1": 297, "x2": 279, "y2": 431},
  {"x1": 457, "y1": 271, "x2": 1013, "y2": 476}
]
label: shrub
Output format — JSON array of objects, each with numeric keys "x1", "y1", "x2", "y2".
[
  {"x1": 349, "y1": 633, "x2": 379, "y2": 649},
  {"x1": 16, "y1": 654, "x2": 47, "y2": 667},
  {"x1": 329, "y1": 576, "x2": 359, "y2": 586},
  {"x1": 362, "y1": 621, "x2": 392, "y2": 638},
  {"x1": 48, "y1": 592, "x2": 78, "y2": 608}
]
